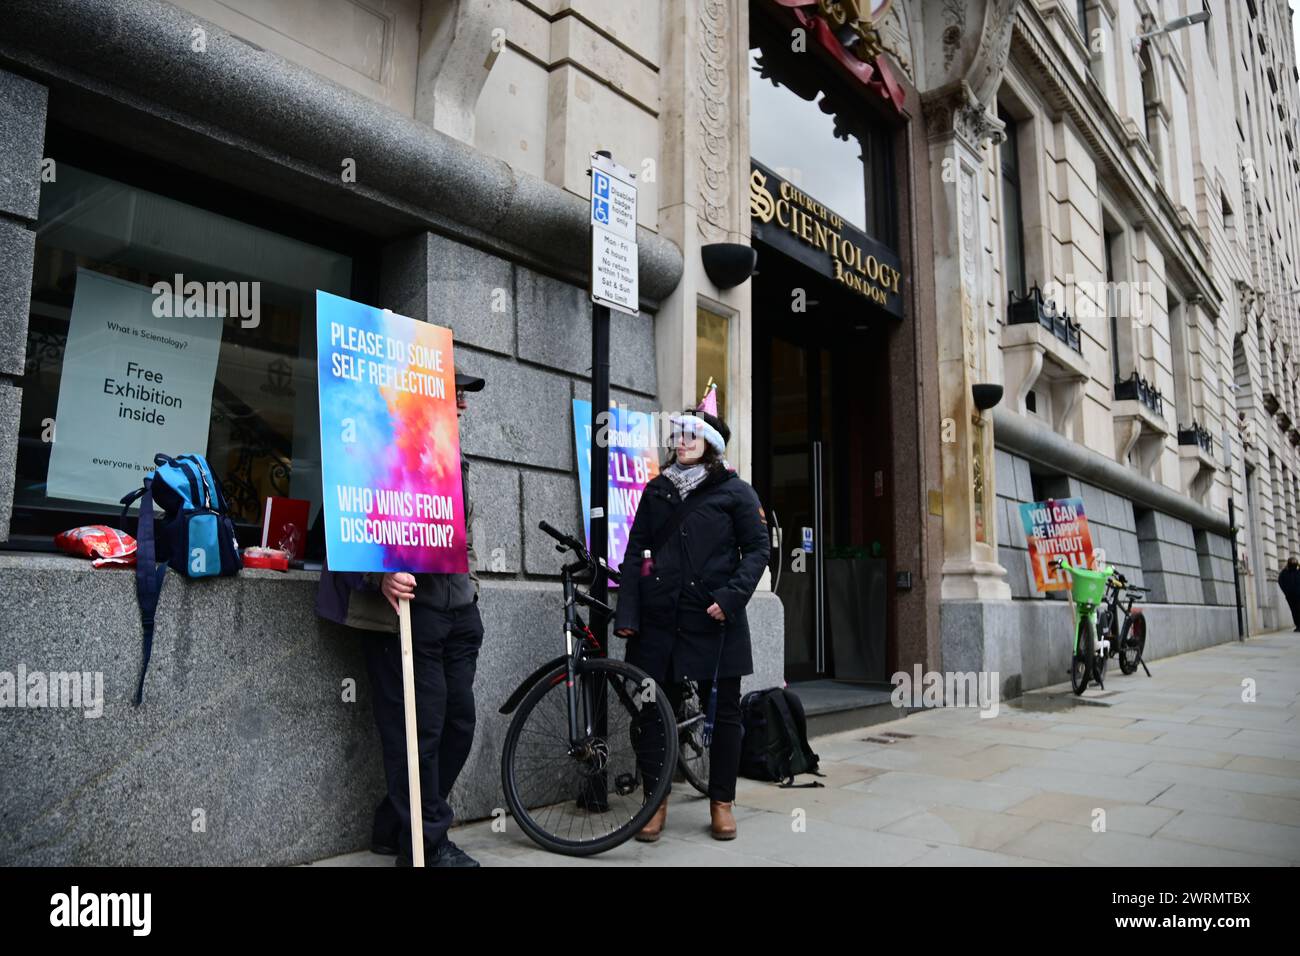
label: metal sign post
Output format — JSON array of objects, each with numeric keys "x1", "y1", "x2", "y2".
[{"x1": 588, "y1": 150, "x2": 638, "y2": 634}]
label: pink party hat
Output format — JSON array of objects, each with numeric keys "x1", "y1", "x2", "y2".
[{"x1": 698, "y1": 380, "x2": 718, "y2": 416}]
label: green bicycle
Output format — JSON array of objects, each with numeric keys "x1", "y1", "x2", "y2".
[{"x1": 1054, "y1": 557, "x2": 1114, "y2": 695}]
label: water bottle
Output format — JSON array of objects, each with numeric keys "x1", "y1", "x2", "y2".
[{"x1": 640, "y1": 549, "x2": 653, "y2": 576}]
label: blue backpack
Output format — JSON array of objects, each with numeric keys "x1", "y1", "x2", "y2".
[{"x1": 120, "y1": 454, "x2": 243, "y2": 705}]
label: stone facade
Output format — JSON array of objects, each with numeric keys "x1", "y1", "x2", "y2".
[
  {"x1": 940, "y1": 0, "x2": 1300, "y2": 689},
  {"x1": 0, "y1": 0, "x2": 778, "y2": 866}
]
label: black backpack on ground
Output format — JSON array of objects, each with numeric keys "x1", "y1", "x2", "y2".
[{"x1": 739, "y1": 687, "x2": 825, "y2": 788}]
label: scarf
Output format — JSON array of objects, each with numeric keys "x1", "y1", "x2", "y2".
[{"x1": 664, "y1": 460, "x2": 709, "y2": 498}]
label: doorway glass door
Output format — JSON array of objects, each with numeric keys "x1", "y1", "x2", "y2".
[{"x1": 754, "y1": 259, "x2": 892, "y2": 684}]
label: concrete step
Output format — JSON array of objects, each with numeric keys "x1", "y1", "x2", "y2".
[{"x1": 786, "y1": 680, "x2": 903, "y2": 737}]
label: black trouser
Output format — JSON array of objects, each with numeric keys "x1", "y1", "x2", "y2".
[
  {"x1": 360, "y1": 601, "x2": 483, "y2": 857},
  {"x1": 1286, "y1": 593, "x2": 1300, "y2": 630},
  {"x1": 635, "y1": 675, "x2": 743, "y2": 804}
]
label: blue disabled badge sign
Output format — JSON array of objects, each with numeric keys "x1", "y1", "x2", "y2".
[{"x1": 590, "y1": 152, "x2": 639, "y2": 316}]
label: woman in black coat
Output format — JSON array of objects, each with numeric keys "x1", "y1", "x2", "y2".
[{"x1": 613, "y1": 409, "x2": 770, "y2": 842}]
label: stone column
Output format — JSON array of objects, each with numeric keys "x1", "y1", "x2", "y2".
[
  {"x1": 656, "y1": 0, "x2": 752, "y2": 475},
  {"x1": 923, "y1": 84, "x2": 1011, "y2": 601},
  {"x1": 0, "y1": 68, "x2": 47, "y2": 542}
]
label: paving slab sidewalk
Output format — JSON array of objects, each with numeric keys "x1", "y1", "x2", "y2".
[{"x1": 306, "y1": 630, "x2": 1300, "y2": 867}]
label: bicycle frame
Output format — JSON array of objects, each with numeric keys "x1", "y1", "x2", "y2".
[{"x1": 497, "y1": 535, "x2": 636, "y2": 753}]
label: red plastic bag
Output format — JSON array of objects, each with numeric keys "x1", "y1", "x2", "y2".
[{"x1": 54, "y1": 525, "x2": 137, "y2": 568}]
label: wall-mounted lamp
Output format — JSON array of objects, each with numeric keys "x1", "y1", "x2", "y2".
[
  {"x1": 701, "y1": 243, "x2": 758, "y2": 290},
  {"x1": 972, "y1": 383, "x2": 1004, "y2": 413},
  {"x1": 1132, "y1": 10, "x2": 1210, "y2": 55}
]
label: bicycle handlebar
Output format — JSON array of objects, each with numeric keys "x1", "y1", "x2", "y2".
[
  {"x1": 536, "y1": 521, "x2": 621, "y2": 583},
  {"x1": 538, "y1": 519, "x2": 583, "y2": 552}
]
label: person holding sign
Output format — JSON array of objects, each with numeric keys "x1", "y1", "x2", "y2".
[
  {"x1": 613, "y1": 410, "x2": 769, "y2": 842},
  {"x1": 316, "y1": 370, "x2": 486, "y2": 868}
]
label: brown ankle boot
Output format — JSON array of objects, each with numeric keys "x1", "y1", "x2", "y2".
[
  {"x1": 709, "y1": 800, "x2": 737, "y2": 840},
  {"x1": 635, "y1": 800, "x2": 668, "y2": 842}
]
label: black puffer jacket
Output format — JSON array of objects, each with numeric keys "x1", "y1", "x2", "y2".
[{"x1": 613, "y1": 467, "x2": 769, "y2": 681}]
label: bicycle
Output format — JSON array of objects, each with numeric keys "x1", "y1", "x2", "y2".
[
  {"x1": 497, "y1": 521, "x2": 679, "y2": 856},
  {"x1": 1097, "y1": 572, "x2": 1152, "y2": 677},
  {"x1": 1054, "y1": 557, "x2": 1114, "y2": 695}
]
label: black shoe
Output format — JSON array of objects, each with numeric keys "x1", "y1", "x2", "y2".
[
  {"x1": 372, "y1": 838, "x2": 398, "y2": 856},
  {"x1": 432, "y1": 839, "x2": 480, "y2": 868}
]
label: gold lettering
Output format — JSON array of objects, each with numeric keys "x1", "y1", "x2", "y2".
[
  {"x1": 812, "y1": 220, "x2": 829, "y2": 252},
  {"x1": 775, "y1": 199, "x2": 792, "y2": 229}
]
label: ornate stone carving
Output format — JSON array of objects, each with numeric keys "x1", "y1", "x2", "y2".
[
  {"x1": 876, "y1": 0, "x2": 914, "y2": 82},
  {"x1": 965, "y1": 0, "x2": 1019, "y2": 105},
  {"x1": 923, "y1": 83, "x2": 1005, "y2": 147},
  {"x1": 698, "y1": 0, "x2": 730, "y2": 240},
  {"x1": 959, "y1": 165, "x2": 981, "y2": 375},
  {"x1": 941, "y1": 0, "x2": 966, "y2": 72}
]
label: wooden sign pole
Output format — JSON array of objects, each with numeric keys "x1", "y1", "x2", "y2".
[{"x1": 397, "y1": 596, "x2": 424, "y2": 867}]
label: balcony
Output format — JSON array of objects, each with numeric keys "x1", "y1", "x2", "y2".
[
  {"x1": 1114, "y1": 371, "x2": 1165, "y2": 417},
  {"x1": 1290, "y1": 427, "x2": 1300, "y2": 448},
  {"x1": 1007, "y1": 284, "x2": 1082, "y2": 353},
  {"x1": 1001, "y1": 285, "x2": 1090, "y2": 439},
  {"x1": 1176, "y1": 420, "x2": 1217, "y2": 506},
  {"x1": 1112, "y1": 370, "x2": 1169, "y2": 480},
  {"x1": 1263, "y1": 390, "x2": 1280, "y2": 414},
  {"x1": 1177, "y1": 421, "x2": 1214, "y2": 456}
]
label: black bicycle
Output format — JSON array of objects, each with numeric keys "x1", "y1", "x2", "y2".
[
  {"x1": 498, "y1": 522, "x2": 678, "y2": 856},
  {"x1": 1096, "y1": 572, "x2": 1152, "y2": 677}
]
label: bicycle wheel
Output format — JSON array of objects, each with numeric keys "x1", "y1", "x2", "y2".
[
  {"x1": 501, "y1": 656, "x2": 677, "y2": 856},
  {"x1": 1070, "y1": 618, "x2": 1093, "y2": 695},
  {"x1": 1119, "y1": 616, "x2": 1146, "y2": 675},
  {"x1": 677, "y1": 680, "x2": 711, "y2": 797}
]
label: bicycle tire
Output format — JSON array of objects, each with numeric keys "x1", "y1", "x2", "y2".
[
  {"x1": 1071, "y1": 618, "x2": 1093, "y2": 695},
  {"x1": 501, "y1": 657, "x2": 678, "y2": 857},
  {"x1": 1119, "y1": 616, "x2": 1146, "y2": 675},
  {"x1": 677, "y1": 681, "x2": 711, "y2": 796}
]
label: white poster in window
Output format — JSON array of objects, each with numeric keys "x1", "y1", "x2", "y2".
[{"x1": 46, "y1": 269, "x2": 223, "y2": 505}]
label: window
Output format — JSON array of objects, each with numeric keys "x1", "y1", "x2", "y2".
[
  {"x1": 1168, "y1": 294, "x2": 1193, "y2": 428},
  {"x1": 1075, "y1": 0, "x2": 1089, "y2": 40},
  {"x1": 15, "y1": 157, "x2": 355, "y2": 551},
  {"x1": 749, "y1": 47, "x2": 869, "y2": 233},
  {"x1": 1140, "y1": 46, "x2": 1161, "y2": 169},
  {"x1": 999, "y1": 107, "x2": 1027, "y2": 299},
  {"x1": 1104, "y1": 227, "x2": 1121, "y2": 382},
  {"x1": 748, "y1": 21, "x2": 898, "y2": 246}
]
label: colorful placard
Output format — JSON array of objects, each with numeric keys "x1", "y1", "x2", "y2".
[
  {"x1": 1019, "y1": 497, "x2": 1095, "y2": 592},
  {"x1": 572, "y1": 399, "x2": 661, "y2": 579},
  {"x1": 316, "y1": 291, "x2": 467, "y2": 573}
]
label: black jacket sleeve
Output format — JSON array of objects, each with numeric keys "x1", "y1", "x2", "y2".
[
  {"x1": 711, "y1": 482, "x2": 770, "y2": 622},
  {"x1": 613, "y1": 496, "x2": 653, "y2": 633}
]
